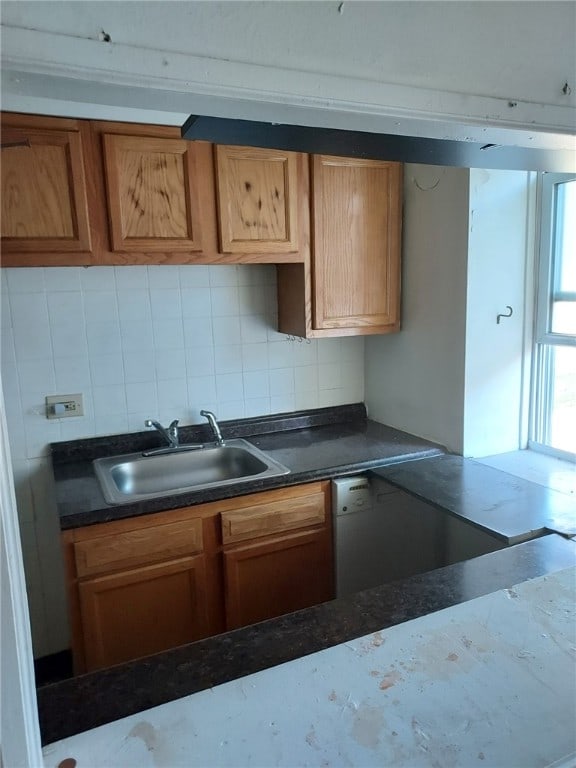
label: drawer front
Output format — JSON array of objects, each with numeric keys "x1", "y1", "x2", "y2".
[
  {"x1": 221, "y1": 491, "x2": 326, "y2": 545},
  {"x1": 74, "y1": 518, "x2": 204, "y2": 578}
]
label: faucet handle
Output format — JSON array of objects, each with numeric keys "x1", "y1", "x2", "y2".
[{"x1": 200, "y1": 410, "x2": 224, "y2": 446}]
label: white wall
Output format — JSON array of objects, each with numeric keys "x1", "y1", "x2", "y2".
[
  {"x1": 365, "y1": 165, "x2": 536, "y2": 457},
  {"x1": 1, "y1": 264, "x2": 364, "y2": 657},
  {"x1": 1, "y1": 390, "x2": 43, "y2": 768},
  {"x1": 463, "y1": 169, "x2": 536, "y2": 457},
  {"x1": 365, "y1": 165, "x2": 470, "y2": 453},
  {"x1": 3, "y1": 0, "x2": 574, "y2": 107},
  {"x1": 2, "y1": 2, "x2": 574, "y2": 149}
]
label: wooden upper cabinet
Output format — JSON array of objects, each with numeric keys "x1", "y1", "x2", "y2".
[
  {"x1": 311, "y1": 155, "x2": 402, "y2": 333},
  {"x1": 102, "y1": 133, "x2": 203, "y2": 253},
  {"x1": 215, "y1": 145, "x2": 300, "y2": 254},
  {"x1": 1, "y1": 114, "x2": 94, "y2": 265}
]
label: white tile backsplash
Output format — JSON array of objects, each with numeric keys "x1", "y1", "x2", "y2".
[
  {"x1": 86, "y1": 321, "x2": 122, "y2": 356},
  {"x1": 6, "y1": 267, "x2": 45, "y2": 293},
  {"x1": 2, "y1": 264, "x2": 365, "y2": 657},
  {"x1": 243, "y1": 370, "x2": 270, "y2": 399},
  {"x1": 3, "y1": 263, "x2": 365, "y2": 449},
  {"x1": 47, "y1": 291, "x2": 84, "y2": 327},
  {"x1": 83, "y1": 291, "x2": 119, "y2": 324},
  {"x1": 240, "y1": 313, "x2": 269, "y2": 344},
  {"x1": 214, "y1": 344, "x2": 242, "y2": 374},
  {"x1": 210, "y1": 285, "x2": 240, "y2": 317},
  {"x1": 80, "y1": 265, "x2": 116, "y2": 291},
  {"x1": 181, "y1": 287, "x2": 212, "y2": 318},
  {"x1": 43, "y1": 266, "x2": 81, "y2": 292},
  {"x1": 153, "y1": 318, "x2": 185, "y2": 350},
  {"x1": 179, "y1": 264, "x2": 210, "y2": 287}
]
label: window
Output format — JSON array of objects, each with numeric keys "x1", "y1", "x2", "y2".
[{"x1": 530, "y1": 173, "x2": 576, "y2": 460}]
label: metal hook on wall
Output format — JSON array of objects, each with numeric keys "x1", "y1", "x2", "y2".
[{"x1": 496, "y1": 306, "x2": 513, "y2": 324}]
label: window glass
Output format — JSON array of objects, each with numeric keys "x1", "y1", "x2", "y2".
[
  {"x1": 533, "y1": 345, "x2": 576, "y2": 455},
  {"x1": 550, "y1": 179, "x2": 576, "y2": 335}
]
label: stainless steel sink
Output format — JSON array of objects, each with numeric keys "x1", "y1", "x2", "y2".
[{"x1": 93, "y1": 439, "x2": 290, "y2": 504}]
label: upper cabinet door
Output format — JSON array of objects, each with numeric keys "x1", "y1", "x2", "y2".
[
  {"x1": 1, "y1": 116, "x2": 93, "y2": 263},
  {"x1": 102, "y1": 134, "x2": 203, "y2": 253},
  {"x1": 311, "y1": 155, "x2": 402, "y2": 333},
  {"x1": 215, "y1": 145, "x2": 299, "y2": 254}
]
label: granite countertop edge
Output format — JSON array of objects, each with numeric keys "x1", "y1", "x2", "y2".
[{"x1": 37, "y1": 535, "x2": 576, "y2": 746}]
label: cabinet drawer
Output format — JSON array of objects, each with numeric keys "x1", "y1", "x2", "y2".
[
  {"x1": 221, "y1": 491, "x2": 326, "y2": 545},
  {"x1": 74, "y1": 518, "x2": 204, "y2": 578}
]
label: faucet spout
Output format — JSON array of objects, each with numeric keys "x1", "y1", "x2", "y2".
[
  {"x1": 200, "y1": 410, "x2": 224, "y2": 446},
  {"x1": 145, "y1": 418, "x2": 179, "y2": 448}
]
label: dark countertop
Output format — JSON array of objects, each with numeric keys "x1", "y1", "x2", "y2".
[
  {"x1": 52, "y1": 404, "x2": 445, "y2": 529},
  {"x1": 42, "y1": 405, "x2": 576, "y2": 745},
  {"x1": 372, "y1": 454, "x2": 576, "y2": 545},
  {"x1": 37, "y1": 533, "x2": 576, "y2": 745}
]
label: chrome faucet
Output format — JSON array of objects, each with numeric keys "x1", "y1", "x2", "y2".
[
  {"x1": 200, "y1": 410, "x2": 224, "y2": 446},
  {"x1": 145, "y1": 419, "x2": 180, "y2": 449}
]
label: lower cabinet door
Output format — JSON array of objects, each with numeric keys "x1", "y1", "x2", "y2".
[
  {"x1": 78, "y1": 555, "x2": 209, "y2": 671},
  {"x1": 224, "y1": 528, "x2": 334, "y2": 630}
]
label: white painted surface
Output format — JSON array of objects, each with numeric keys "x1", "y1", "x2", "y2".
[
  {"x1": 463, "y1": 169, "x2": 535, "y2": 457},
  {"x1": 1, "y1": 2, "x2": 575, "y2": 149},
  {"x1": 42, "y1": 566, "x2": 576, "y2": 768},
  {"x1": 365, "y1": 164, "x2": 469, "y2": 453},
  {"x1": 0, "y1": 386, "x2": 44, "y2": 768},
  {"x1": 1, "y1": 265, "x2": 364, "y2": 657}
]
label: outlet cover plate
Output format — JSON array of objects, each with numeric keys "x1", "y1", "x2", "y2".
[{"x1": 46, "y1": 394, "x2": 84, "y2": 419}]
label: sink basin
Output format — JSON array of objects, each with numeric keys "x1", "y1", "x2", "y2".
[{"x1": 93, "y1": 439, "x2": 290, "y2": 504}]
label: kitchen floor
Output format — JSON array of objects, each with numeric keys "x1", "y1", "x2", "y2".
[{"x1": 478, "y1": 449, "x2": 575, "y2": 496}]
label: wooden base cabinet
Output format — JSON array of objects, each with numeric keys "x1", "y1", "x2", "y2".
[
  {"x1": 62, "y1": 508, "x2": 223, "y2": 673},
  {"x1": 221, "y1": 481, "x2": 333, "y2": 629},
  {"x1": 224, "y1": 528, "x2": 333, "y2": 630},
  {"x1": 78, "y1": 555, "x2": 210, "y2": 671},
  {"x1": 63, "y1": 482, "x2": 334, "y2": 673}
]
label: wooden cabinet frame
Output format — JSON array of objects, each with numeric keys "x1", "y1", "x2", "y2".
[
  {"x1": 102, "y1": 133, "x2": 204, "y2": 253},
  {"x1": 1, "y1": 114, "x2": 309, "y2": 266},
  {"x1": 215, "y1": 145, "x2": 300, "y2": 254},
  {"x1": 62, "y1": 482, "x2": 333, "y2": 673},
  {"x1": 78, "y1": 554, "x2": 209, "y2": 671},
  {"x1": 278, "y1": 156, "x2": 402, "y2": 338},
  {"x1": 1, "y1": 114, "x2": 98, "y2": 266}
]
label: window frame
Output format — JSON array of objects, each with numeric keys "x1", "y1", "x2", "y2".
[
  {"x1": 535, "y1": 172, "x2": 576, "y2": 347},
  {"x1": 529, "y1": 172, "x2": 576, "y2": 462}
]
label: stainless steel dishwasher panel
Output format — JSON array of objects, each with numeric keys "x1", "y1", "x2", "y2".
[
  {"x1": 333, "y1": 475, "x2": 448, "y2": 598},
  {"x1": 333, "y1": 476, "x2": 385, "y2": 597}
]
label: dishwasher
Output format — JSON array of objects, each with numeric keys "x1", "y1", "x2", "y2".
[{"x1": 332, "y1": 475, "x2": 504, "y2": 598}]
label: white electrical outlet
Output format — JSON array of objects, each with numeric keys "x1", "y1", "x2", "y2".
[{"x1": 46, "y1": 394, "x2": 84, "y2": 419}]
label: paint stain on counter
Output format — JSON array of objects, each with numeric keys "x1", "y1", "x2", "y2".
[
  {"x1": 349, "y1": 631, "x2": 387, "y2": 656},
  {"x1": 379, "y1": 669, "x2": 403, "y2": 690},
  {"x1": 127, "y1": 721, "x2": 174, "y2": 765},
  {"x1": 306, "y1": 726, "x2": 320, "y2": 750},
  {"x1": 351, "y1": 705, "x2": 386, "y2": 749},
  {"x1": 129, "y1": 722, "x2": 158, "y2": 752}
]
